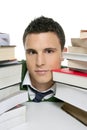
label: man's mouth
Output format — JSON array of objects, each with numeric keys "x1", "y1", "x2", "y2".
[{"x1": 35, "y1": 70, "x2": 49, "y2": 75}]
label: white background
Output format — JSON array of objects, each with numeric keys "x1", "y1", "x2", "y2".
[{"x1": 0, "y1": 0, "x2": 87, "y2": 60}]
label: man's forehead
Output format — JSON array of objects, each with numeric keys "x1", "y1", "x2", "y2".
[{"x1": 24, "y1": 32, "x2": 61, "y2": 50}]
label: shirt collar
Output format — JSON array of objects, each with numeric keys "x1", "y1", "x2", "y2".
[{"x1": 22, "y1": 71, "x2": 32, "y2": 86}]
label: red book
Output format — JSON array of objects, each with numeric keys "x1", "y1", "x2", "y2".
[{"x1": 52, "y1": 68, "x2": 87, "y2": 89}]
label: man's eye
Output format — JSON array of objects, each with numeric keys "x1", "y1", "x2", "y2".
[
  {"x1": 46, "y1": 49, "x2": 54, "y2": 53},
  {"x1": 26, "y1": 50, "x2": 36, "y2": 55}
]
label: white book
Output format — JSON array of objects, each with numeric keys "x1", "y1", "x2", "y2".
[
  {"x1": 0, "y1": 104, "x2": 26, "y2": 123},
  {"x1": 0, "y1": 90, "x2": 28, "y2": 115},
  {"x1": 11, "y1": 102, "x2": 87, "y2": 130},
  {"x1": 0, "y1": 63, "x2": 22, "y2": 78},
  {"x1": 0, "y1": 63, "x2": 22, "y2": 89},
  {"x1": 0, "y1": 105, "x2": 26, "y2": 130},
  {"x1": 0, "y1": 84, "x2": 20, "y2": 100},
  {"x1": 55, "y1": 83, "x2": 87, "y2": 111},
  {"x1": 63, "y1": 52, "x2": 87, "y2": 62},
  {"x1": 0, "y1": 77, "x2": 21, "y2": 89},
  {"x1": 0, "y1": 115, "x2": 26, "y2": 130}
]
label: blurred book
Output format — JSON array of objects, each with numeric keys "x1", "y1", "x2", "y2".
[
  {"x1": 66, "y1": 45, "x2": 87, "y2": 73},
  {"x1": 0, "y1": 90, "x2": 28, "y2": 115},
  {"x1": 80, "y1": 30, "x2": 87, "y2": 39},
  {"x1": 0, "y1": 45, "x2": 16, "y2": 61},
  {"x1": 0, "y1": 63, "x2": 22, "y2": 89},
  {"x1": 62, "y1": 102, "x2": 87, "y2": 126},
  {"x1": 71, "y1": 38, "x2": 87, "y2": 47},
  {"x1": 54, "y1": 83, "x2": 87, "y2": 111},
  {"x1": 0, "y1": 104, "x2": 26, "y2": 129},
  {"x1": 0, "y1": 59, "x2": 19, "y2": 66},
  {"x1": 68, "y1": 46, "x2": 87, "y2": 54},
  {"x1": 52, "y1": 68, "x2": 87, "y2": 89},
  {"x1": 0, "y1": 83, "x2": 20, "y2": 100},
  {"x1": 63, "y1": 52, "x2": 87, "y2": 62},
  {"x1": 0, "y1": 33, "x2": 10, "y2": 46},
  {"x1": 68, "y1": 60, "x2": 87, "y2": 72}
]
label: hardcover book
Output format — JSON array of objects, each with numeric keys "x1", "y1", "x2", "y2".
[
  {"x1": 68, "y1": 60, "x2": 87, "y2": 71},
  {"x1": 0, "y1": 105, "x2": 26, "y2": 129},
  {"x1": 0, "y1": 45, "x2": 16, "y2": 61},
  {"x1": 62, "y1": 103, "x2": 87, "y2": 126},
  {"x1": 0, "y1": 90, "x2": 28, "y2": 115},
  {"x1": 71, "y1": 38, "x2": 87, "y2": 47},
  {"x1": 0, "y1": 83, "x2": 20, "y2": 100},
  {"x1": 63, "y1": 52, "x2": 87, "y2": 62},
  {"x1": 54, "y1": 83, "x2": 87, "y2": 111},
  {"x1": 68, "y1": 46, "x2": 87, "y2": 54},
  {"x1": 0, "y1": 63, "x2": 22, "y2": 89},
  {"x1": 80, "y1": 30, "x2": 87, "y2": 39},
  {"x1": 52, "y1": 68, "x2": 87, "y2": 89}
]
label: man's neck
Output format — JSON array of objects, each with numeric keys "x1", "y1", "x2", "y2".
[{"x1": 31, "y1": 80, "x2": 54, "y2": 92}]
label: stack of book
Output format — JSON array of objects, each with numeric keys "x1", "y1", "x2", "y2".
[
  {"x1": 0, "y1": 33, "x2": 28, "y2": 129},
  {"x1": 80, "y1": 30, "x2": 87, "y2": 39},
  {"x1": 65, "y1": 38, "x2": 87, "y2": 73},
  {"x1": 52, "y1": 30, "x2": 87, "y2": 126}
]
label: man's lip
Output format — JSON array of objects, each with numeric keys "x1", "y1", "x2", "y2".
[
  {"x1": 35, "y1": 70, "x2": 49, "y2": 72},
  {"x1": 34, "y1": 70, "x2": 49, "y2": 75}
]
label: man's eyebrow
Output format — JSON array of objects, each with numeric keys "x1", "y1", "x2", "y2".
[
  {"x1": 44, "y1": 48, "x2": 57, "y2": 50},
  {"x1": 25, "y1": 48, "x2": 57, "y2": 52},
  {"x1": 25, "y1": 48, "x2": 37, "y2": 52}
]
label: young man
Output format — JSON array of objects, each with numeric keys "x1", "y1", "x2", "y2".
[{"x1": 21, "y1": 16, "x2": 66, "y2": 102}]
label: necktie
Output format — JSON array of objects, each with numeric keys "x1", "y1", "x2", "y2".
[{"x1": 28, "y1": 86, "x2": 53, "y2": 102}]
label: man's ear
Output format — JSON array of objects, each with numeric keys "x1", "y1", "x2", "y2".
[
  {"x1": 63, "y1": 47, "x2": 67, "y2": 52},
  {"x1": 61, "y1": 47, "x2": 67, "y2": 61}
]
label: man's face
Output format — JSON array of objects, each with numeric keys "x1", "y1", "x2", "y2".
[{"x1": 24, "y1": 32, "x2": 63, "y2": 90}]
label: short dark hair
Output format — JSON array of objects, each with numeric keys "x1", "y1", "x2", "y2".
[{"x1": 23, "y1": 16, "x2": 65, "y2": 50}]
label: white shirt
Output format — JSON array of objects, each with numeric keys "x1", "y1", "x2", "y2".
[{"x1": 22, "y1": 71, "x2": 57, "y2": 101}]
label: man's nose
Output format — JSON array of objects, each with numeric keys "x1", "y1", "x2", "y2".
[{"x1": 36, "y1": 54, "x2": 45, "y2": 66}]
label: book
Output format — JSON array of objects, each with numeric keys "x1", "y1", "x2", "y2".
[
  {"x1": 0, "y1": 63, "x2": 22, "y2": 89},
  {"x1": 0, "y1": 59, "x2": 19, "y2": 67},
  {"x1": 0, "y1": 104, "x2": 26, "y2": 123},
  {"x1": 52, "y1": 68, "x2": 87, "y2": 89},
  {"x1": 63, "y1": 52, "x2": 87, "y2": 62},
  {"x1": 11, "y1": 102, "x2": 87, "y2": 130},
  {"x1": 0, "y1": 83, "x2": 20, "y2": 100},
  {"x1": 62, "y1": 103, "x2": 87, "y2": 126},
  {"x1": 68, "y1": 46, "x2": 87, "y2": 54},
  {"x1": 0, "y1": 90, "x2": 28, "y2": 115},
  {"x1": 0, "y1": 45, "x2": 16, "y2": 61},
  {"x1": 54, "y1": 83, "x2": 87, "y2": 111},
  {"x1": 71, "y1": 38, "x2": 87, "y2": 47},
  {"x1": 67, "y1": 46, "x2": 87, "y2": 72},
  {"x1": 68, "y1": 60, "x2": 87, "y2": 71},
  {"x1": 80, "y1": 30, "x2": 87, "y2": 39},
  {"x1": 69, "y1": 68, "x2": 87, "y2": 74},
  {"x1": 0, "y1": 33, "x2": 10, "y2": 46},
  {"x1": 0, "y1": 104, "x2": 26, "y2": 129}
]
